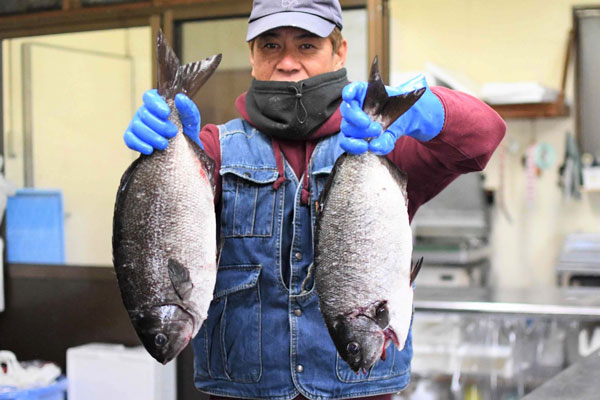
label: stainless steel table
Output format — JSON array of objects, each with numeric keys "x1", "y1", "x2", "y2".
[
  {"x1": 522, "y1": 350, "x2": 600, "y2": 399},
  {"x1": 414, "y1": 286, "x2": 600, "y2": 318}
]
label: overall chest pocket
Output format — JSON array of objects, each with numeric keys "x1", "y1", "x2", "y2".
[
  {"x1": 220, "y1": 168, "x2": 278, "y2": 238},
  {"x1": 195, "y1": 264, "x2": 263, "y2": 383}
]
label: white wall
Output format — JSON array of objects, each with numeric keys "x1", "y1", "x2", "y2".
[
  {"x1": 390, "y1": 0, "x2": 600, "y2": 288},
  {"x1": 2, "y1": 27, "x2": 151, "y2": 265}
]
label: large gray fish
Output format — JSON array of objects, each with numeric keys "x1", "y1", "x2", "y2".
[
  {"x1": 112, "y1": 31, "x2": 221, "y2": 364},
  {"x1": 315, "y1": 57, "x2": 424, "y2": 373}
]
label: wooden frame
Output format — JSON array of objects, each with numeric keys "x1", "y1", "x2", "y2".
[{"x1": 366, "y1": 0, "x2": 389, "y2": 82}]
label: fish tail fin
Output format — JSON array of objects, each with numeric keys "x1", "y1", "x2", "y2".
[
  {"x1": 362, "y1": 56, "x2": 425, "y2": 132},
  {"x1": 156, "y1": 29, "x2": 222, "y2": 99},
  {"x1": 180, "y1": 54, "x2": 222, "y2": 99},
  {"x1": 156, "y1": 30, "x2": 182, "y2": 98}
]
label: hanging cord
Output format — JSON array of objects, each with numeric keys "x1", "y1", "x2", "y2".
[
  {"x1": 271, "y1": 139, "x2": 287, "y2": 190},
  {"x1": 301, "y1": 141, "x2": 317, "y2": 205},
  {"x1": 289, "y1": 83, "x2": 308, "y2": 124}
]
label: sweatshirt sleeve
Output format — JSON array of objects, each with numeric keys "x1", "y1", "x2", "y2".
[
  {"x1": 386, "y1": 86, "x2": 506, "y2": 220},
  {"x1": 199, "y1": 123, "x2": 222, "y2": 204}
]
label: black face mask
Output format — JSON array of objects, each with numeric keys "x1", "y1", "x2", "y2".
[{"x1": 245, "y1": 68, "x2": 349, "y2": 140}]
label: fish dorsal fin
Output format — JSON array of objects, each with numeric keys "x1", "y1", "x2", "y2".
[
  {"x1": 202, "y1": 151, "x2": 216, "y2": 195},
  {"x1": 317, "y1": 152, "x2": 348, "y2": 215},
  {"x1": 362, "y1": 56, "x2": 426, "y2": 132},
  {"x1": 156, "y1": 29, "x2": 222, "y2": 100},
  {"x1": 410, "y1": 257, "x2": 424, "y2": 286},
  {"x1": 381, "y1": 157, "x2": 408, "y2": 206},
  {"x1": 113, "y1": 156, "x2": 144, "y2": 263},
  {"x1": 189, "y1": 142, "x2": 217, "y2": 195},
  {"x1": 167, "y1": 259, "x2": 193, "y2": 301}
]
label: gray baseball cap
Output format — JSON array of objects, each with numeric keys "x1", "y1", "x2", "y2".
[{"x1": 246, "y1": 0, "x2": 343, "y2": 41}]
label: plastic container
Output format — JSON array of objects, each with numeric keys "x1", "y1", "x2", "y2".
[
  {"x1": 0, "y1": 377, "x2": 67, "y2": 400},
  {"x1": 67, "y1": 343, "x2": 175, "y2": 400},
  {"x1": 6, "y1": 189, "x2": 65, "y2": 264}
]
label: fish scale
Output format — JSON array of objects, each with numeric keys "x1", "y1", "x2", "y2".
[
  {"x1": 117, "y1": 123, "x2": 215, "y2": 287},
  {"x1": 113, "y1": 109, "x2": 217, "y2": 364},
  {"x1": 112, "y1": 30, "x2": 221, "y2": 364},
  {"x1": 315, "y1": 153, "x2": 412, "y2": 345},
  {"x1": 314, "y1": 57, "x2": 424, "y2": 373}
]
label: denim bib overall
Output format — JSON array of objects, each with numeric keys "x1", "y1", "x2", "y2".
[{"x1": 192, "y1": 119, "x2": 413, "y2": 399}]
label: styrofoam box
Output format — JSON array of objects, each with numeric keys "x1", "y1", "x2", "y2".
[{"x1": 66, "y1": 343, "x2": 175, "y2": 400}]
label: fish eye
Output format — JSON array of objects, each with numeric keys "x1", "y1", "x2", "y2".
[
  {"x1": 376, "y1": 304, "x2": 386, "y2": 316},
  {"x1": 154, "y1": 333, "x2": 168, "y2": 347},
  {"x1": 346, "y1": 342, "x2": 361, "y2": 355}
]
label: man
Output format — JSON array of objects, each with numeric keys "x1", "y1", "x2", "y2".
[{"x1": 124, "y1": 1, "x2": 505, "y2": 399}]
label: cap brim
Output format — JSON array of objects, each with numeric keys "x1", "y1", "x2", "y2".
[{"x1": 246, "y1": 12, "x2": 335, "y2": 41}]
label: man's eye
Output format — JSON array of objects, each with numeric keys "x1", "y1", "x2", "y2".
[
  {"x1": 263, "y1": 43, "x2": 278, "y2": 49},
  {"x1": 300, "y1": 44, "x2": 315, "y2": 50}
]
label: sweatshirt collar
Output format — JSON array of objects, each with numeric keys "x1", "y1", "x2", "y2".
[{"x1": 235, "y1": 92, "x2": 342, "y2": 139}]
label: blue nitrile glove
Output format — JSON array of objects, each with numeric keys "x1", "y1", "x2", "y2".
[
  {"x1": 123, "y1": 89, "x2": 202, "y2": 155},
  {"x1": 340, "y1": 75, "x2": 445, "y2": 155}
]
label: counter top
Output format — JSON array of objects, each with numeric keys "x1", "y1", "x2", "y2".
[
  {"x1": 522, "y1": 350, "x2": 600, "y2": 399},
  {"x1": 414, "y1": 286, "x2": 600, "y2": 318}
]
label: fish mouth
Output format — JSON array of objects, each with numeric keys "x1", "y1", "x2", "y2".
[
  {"x1": 153, "y1": 325, "x2": 193, "y2": 364},
  {"x1": 328, "y1": 314, "x2": 384, "y2": 373},
  {"x1": 350, "y1": 326, "x2": 399, "y2": 372},
  {"x1": 327, "y1": 300, "x2": 406, "y2": 373},
  {"x1": 131, "y1": 304, "x2": 196, "y2": 364}
]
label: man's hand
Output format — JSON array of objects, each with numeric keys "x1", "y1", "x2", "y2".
[
  {"x1": 340, "y1": 75, "x2": 445, "y2": 155},
  {"x1": 124, "y1": 89, "x2": 203, "y2": 155}
]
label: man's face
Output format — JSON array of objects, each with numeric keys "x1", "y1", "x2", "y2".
[{"x1": 249, "y1": 27, "x2": 347, "y2": 82}]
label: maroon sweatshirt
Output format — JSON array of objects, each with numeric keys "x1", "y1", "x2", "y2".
[{"x1": 200, "y1": 86, "x2": 506, "y2": 222}]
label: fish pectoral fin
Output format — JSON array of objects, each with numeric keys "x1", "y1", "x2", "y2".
[
  {"x1": 167, "y1": 259, "x2": 193, "y2": 301},
  {"x1": 410, "y1": 256, "x2": 424, "y2": 286},
  {"x1": 384, "y1": 327, "x2": 400, "y2": 348}
]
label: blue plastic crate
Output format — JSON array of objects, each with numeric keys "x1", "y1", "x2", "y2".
[
  {"x1": 0, "y1": 377, "x2": 67, "y2": 400},
  {"x1": 6, "y1": 189, "x2": 65, "y2": 264}
]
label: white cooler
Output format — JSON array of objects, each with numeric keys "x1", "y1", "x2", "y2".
[{"x1": 67, "y1": 343, "x2": 176, "y2": 400}]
